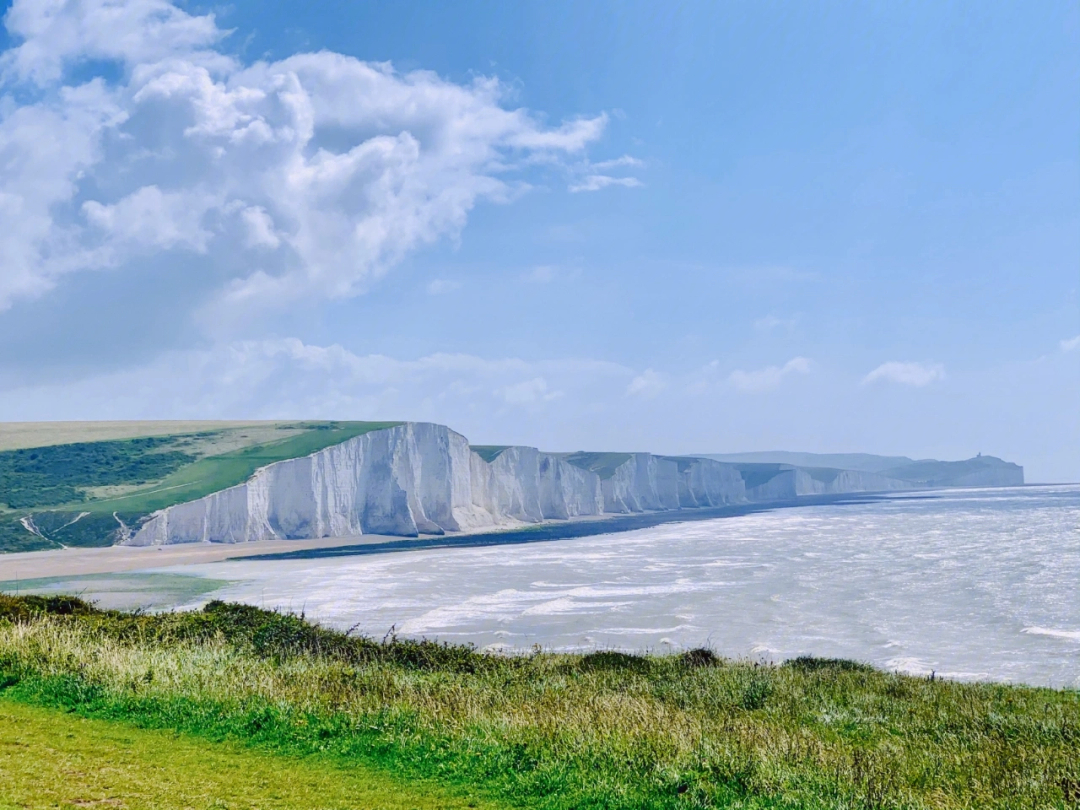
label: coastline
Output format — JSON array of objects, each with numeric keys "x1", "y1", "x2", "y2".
[
  {"x1": 0, "y1": 491, "x2": 898, "y2": 580},
  {"x1": 0, "y1": 533, "x2": 401, "y2": 581},
  {"x1": 239, "y1": 491, "x2": 898, "y2": 563}
]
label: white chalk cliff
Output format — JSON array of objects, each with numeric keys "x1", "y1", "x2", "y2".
[
  {"x1": 123, "y1": 422, "x2": 903, "y2": 547},
  {"x1": 737, "y1": 466, "x2": 913, "y2": 501}
]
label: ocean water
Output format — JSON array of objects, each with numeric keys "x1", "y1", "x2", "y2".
[{"x1": 180, "y1": 485, "x2": 1080, "y2": 686}]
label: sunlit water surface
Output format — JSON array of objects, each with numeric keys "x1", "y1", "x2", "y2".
[{"x1": 177, "y1": 485, "x2": 1080, "y2": 686}]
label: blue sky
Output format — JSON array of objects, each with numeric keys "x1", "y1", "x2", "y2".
[{"x1": 0, "y1": 0, "x2": 1076, "y2": 480}]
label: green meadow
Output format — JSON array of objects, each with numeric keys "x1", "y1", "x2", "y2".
[
  {"x1": 0, "y1": 595, "x2": 1076, "y2": 809},
  {"x1": 0, "y1": 699, "x2": 497, "y2": 810},
  {"x1": 0, "y1": 421, "x2": 400, "y2": 552}
]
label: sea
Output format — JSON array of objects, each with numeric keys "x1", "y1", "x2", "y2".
[{"x1": 169, "y1": 484, "x2": 1080, "y2": 687}]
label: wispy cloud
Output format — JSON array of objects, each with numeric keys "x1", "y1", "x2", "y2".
[
  {"x1": 863, "y1": 361, "x2": 945, "y2": 387},
  {"x1": 568, "y1": 154, "x2": 644, "y2": 193},
  {"x1": 426, "y1": 279, "x2": 461, "y2": 295},
  {"x1": 498, "y1": 377, "x2": 563, "y2": 405},
  {"x1": 569, "y1": 175, "x2": 643, "y2": 193},
  {"x1": 522, "y1": 265, "x2": 557, "y2": 283},
  {"x1": 753, "y1": 314, "x2": 797, "y2": 332},
  {"x1": 0, "y1": 338, "x2": 633, "y2": 420},
  {"x1": 1060, "y1": 335, "x2": 1080, "y2": 352},
  {"x1": 728, "y1": 357, "x2": 812, "y2": 393},
  {"x1": 626, "y1": 369, "x2": 666, "y2": 397},
  {"x1": 591, "y1": 155, "x2": 644, "y2": 171}
]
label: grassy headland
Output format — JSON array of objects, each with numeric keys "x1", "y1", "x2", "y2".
[
  {"x1": 0, "y1": 595, "x2": 1076, "y2": 809},
  {"x1": 0, "y1": 421, "x2": 400, "y2": 552}
]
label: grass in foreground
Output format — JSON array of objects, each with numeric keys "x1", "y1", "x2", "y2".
[
  {"x1": 0, "y1": 699, "x2": 495, "y2": 810},
  {"x1": 0, "y1": 595, "x2": 1077, "y2": 809}
]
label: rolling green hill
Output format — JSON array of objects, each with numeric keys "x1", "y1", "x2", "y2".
[{"x1": 0, "y1": 421, "x2": 400, "y2": 552}]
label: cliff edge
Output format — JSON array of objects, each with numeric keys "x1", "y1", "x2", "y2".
[{"x1": 126, "y1": 423, "x2": 752, "y2": 546}]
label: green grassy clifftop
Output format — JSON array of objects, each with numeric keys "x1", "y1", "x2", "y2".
[{"x1": 0, "y1": 421, "x2": 400, "y2": 552}]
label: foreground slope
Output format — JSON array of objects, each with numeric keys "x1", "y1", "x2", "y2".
[
  {"x1": 0, "y1": 596, "x2": 1075, "y2": 810},
  {"x1": 0, "y1": 699, "x2": 496, "y2": 810}
]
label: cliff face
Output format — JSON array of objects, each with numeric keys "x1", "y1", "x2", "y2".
[
  {"x1": 126, "y1": 424, "x2": 753, "y2": 546},
  {"x1": 130, "y1": 422, "x2": 477, "y2": 545},
  {"x1": 669, "y1": 457, "x2": 747, "y2": 509},
  {"x1": 792, "y1": 469, "x2": 912, "y2": 496},
  {"x1": 466, "y1": 446, "x2": 605, "y2": 526},
  {"x1": 124, "y1": 422, "x2": 1004, "y2": 548},
  {"x1": 575, "y1": 453, "x2": 747, "y2": 514},
  {"x1": 734, "y1": 464, "x2": 914, "y2": 501}
]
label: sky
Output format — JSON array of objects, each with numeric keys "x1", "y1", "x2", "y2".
[{"x1": 0, "y1": 0, "x2": 1076, "y2": 481}]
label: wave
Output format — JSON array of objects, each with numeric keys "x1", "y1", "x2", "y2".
[{"x1": 1021, "y1": 626, "x2": 1080, "y2": 642}]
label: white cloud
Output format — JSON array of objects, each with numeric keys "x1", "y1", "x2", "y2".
[
  {"x1": 498, "y1": 377, "x2": 562, "y2": 405},
  {"x1": 0, "y1": 0, "x2": 610, "y2": 313},
  {"x1": 862, "y1": 361, "x2": 946, "y2": 387},
  {"x1": 568, "y1": 153, "x2": 644, "y2": 192},
  {"x1": 753, "y1": 314, "x2": 796, "y2": 332},
  {"x1": 1, "y1": 0, "x2": 229, "y2": 84},
  {"x1": 82, "y1": 185, "x2": 214, "y2": 251},
  {"x1": 569, "y1": 174, "x2": 643, "y2": 193},
  {"x1": 591, "y1": 155, "x2": 644, "y2": 171},
  {"x1": 241, "y1": 206, "x2": 281, "y2": 249},
  {"x1": 1060, "y1": 335, "x2": 1080, "y2": 352},
  {"x1": 425, "y1": 278, "x2": 461, "y2": 295},
  {"x1": 728, "y1": 357, "x2": 812, "y2": 393},
  {"x1": 0, "y1": 78, "x2": 125, "y2": 304},
  {"x1": 0, "y1": 338, "x2": 631, "y2": 420},
  {"x1": 626, "y1": 369, "x2": 666, "y2": 398},
  {"x1": 523, "y1": 265, "x2": 557, "y2": 283}
]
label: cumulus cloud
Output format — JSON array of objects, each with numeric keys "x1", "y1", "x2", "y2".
[
  {"x1": 728, "y1": 357, "x2": 812, "y2": 393},
  {"x1": 82, "y1": 185, "x2": 215, "y2": 252},
  {"x1": 1060, "y1": 335, "x2": 1080, "y2": 352},
  {"x1": 862, "y1": 361, "x2": 946, "y2": 387},
  {"x1": 626, "y1": 369, "x2": 666, "y2": 397},
  {"x1": 1, "y1": 0, "x2": 228, "y2": 84},
  {"x1": 0, "y1": 0, "x2": 615, "y2": 314}
]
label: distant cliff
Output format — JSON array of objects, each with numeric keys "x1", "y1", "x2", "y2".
[
  {"x1": 879, "y1": 455, "x2": 1024, "y2": 488},
  {"x1": 729, "y1": 463, "x2": 914, "y2": 500},
  {"x1": 703, "y1": 451, "x2": 1025, "y2": 488},
  {"x1": 0, "y1": 422, "x2": 1028, "y2": 553},
  {"x1": 126, "y1": 423, "x2": 748, "y2": 546},
  {"x1": 120, "y1": 423, "x2": 1024, "y2": 547}
]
